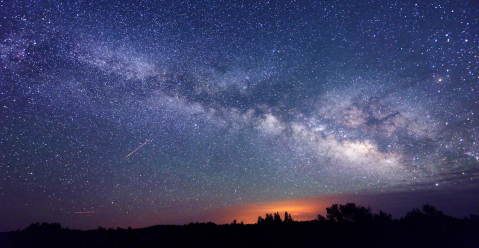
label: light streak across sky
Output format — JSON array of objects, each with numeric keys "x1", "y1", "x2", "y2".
[{"x1": 126, "y1": 139, "x2": 151, "y2": 158}]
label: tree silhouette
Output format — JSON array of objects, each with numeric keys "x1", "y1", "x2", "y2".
[
  {"x1": 284, "y1": 211, "x2": 293, "y2": 223},
  {"x1": 326, "y1": 204, "x2": 344, "y2": 222},
  {"x1": 25, "y1": 222, "x2": 62, "y2": 232},
  {"x1": 258, "y1": 212, "x2": 284, "y2": 225},
  {"x1": 317, "y1": 214, "x2": 326, "y2": 222},
  {"x1": 257, "y1": 216, "x2": 264, "y2": 224},
  {"x1": 374, "y1": 210, "x2": 393, "y2": 222},
  {"x1": 265, "y1": 213, "x2": 274, "y2": 223},
  {"x1": 404, "y1": 204, "x2": 447, "y2": 223},
  {"x1": 326, "y1": 203, "x2": 373, "y2": 223},
  {"x1": 273, "y1": 212, "x2": 282, "y2": 224},
  {"x1": 405, "y1": 208, "x2": 423, "y2": 219},
  {"x1": 422, "y1": 204, "x2": 444, "y2": 217}
]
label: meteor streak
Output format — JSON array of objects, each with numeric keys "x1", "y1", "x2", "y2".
[
  {"x1": 74, "y1": 211, "x2": 95, "y2": 214},
  {"x1": 126, "y1": 139, "x2": 151, "y2": 158}
]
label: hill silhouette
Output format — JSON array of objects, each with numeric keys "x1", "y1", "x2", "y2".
[{"x1": 1, "y1": 203, "x2": 479, "y2": 247}]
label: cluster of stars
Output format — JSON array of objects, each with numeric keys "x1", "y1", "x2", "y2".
[{"x1": 0, "y1": 0, "x2": 478, "y2": 231}]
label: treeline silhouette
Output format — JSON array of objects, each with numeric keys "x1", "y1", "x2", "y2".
[{"x1": 1, "y1": 203, "x2": 479, "y2": 247}]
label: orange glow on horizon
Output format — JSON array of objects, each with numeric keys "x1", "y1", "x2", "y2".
[
  {"x1": 95, "y1": 191, "x2": 423, "y2": 230},
  {"x1": 190, "y1": 192, "x2": 381, "y2": 225},
  {"x1": 196, "y1": 196, "x2": 342, "y2": 224}
]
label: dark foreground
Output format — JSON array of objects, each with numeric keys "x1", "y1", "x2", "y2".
[{"x1": 1, "y1": 203, "x2": 479, "y2": 248}]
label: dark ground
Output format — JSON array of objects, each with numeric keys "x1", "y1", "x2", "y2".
[{"x1": 2, "y1": 203, "x2": 479, "y2": 248}]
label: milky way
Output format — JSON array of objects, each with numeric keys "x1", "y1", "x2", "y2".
[{"x1": 1, "y1": 0, "x2": 478, "y2": 230}]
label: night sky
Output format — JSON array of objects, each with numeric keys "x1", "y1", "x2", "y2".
[{"x1": 1, "y1": 0, "x2": 479, "y2": 231}]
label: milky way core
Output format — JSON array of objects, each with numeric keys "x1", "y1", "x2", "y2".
[{"x1": 1, "y1": 0, "x2": 478, "y2": 231}]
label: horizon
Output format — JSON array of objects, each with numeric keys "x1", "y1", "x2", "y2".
[
  {"x1": 5, "y1": 197, "x2": 479, "y2": 232},
  {"x1": 3, "y1": 189, "x2": 479, "y2": 232},
  {"x1": 1, "y1": 0, "x2": 478, "y2": 232}
]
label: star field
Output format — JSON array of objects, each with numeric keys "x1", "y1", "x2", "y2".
[{"x1": 1, "y1": 0, "x2": 478, "y2": 230}]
